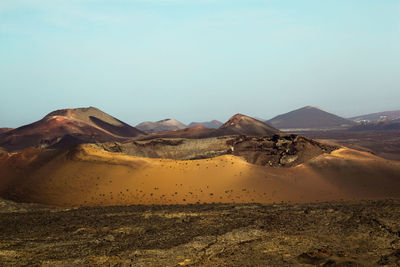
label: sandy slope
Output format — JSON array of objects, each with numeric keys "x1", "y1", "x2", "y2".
[{"x1": 0, "y1": 145, "x2": 400, "y2": 207}]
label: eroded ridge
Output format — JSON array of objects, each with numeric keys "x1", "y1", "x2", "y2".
[{"x1": 98, "y1": 134, "x2": 339, "y2": 167}]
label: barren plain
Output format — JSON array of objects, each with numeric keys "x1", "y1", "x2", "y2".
[{"x1": 1, "y1": 198, "x2": 400, "y2": 266}]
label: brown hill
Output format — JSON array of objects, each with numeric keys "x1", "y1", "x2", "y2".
[
  {"x1": 1, "y1": 144, "x2": 399, "y2": 207},
  {"x1": 0, "y1": 107, "x2": 144, "y2": 151},
  {"x1": 136, "y1": 119, "x2": 187, "y2": 134},
  {"x1": 44, "y1": 107, "x2": 144, "y2": 137},
  {"x1": 188, "y1": 120, "x2": 223, "y2": 129},
  {"x1": 268, "y1": 106, "x2": 355, "y2": 131},
  {"x1": 350, "y1": 110, "x2": 400, "y2": 122},
  {"x1": 219, "y1": 114, "x2": 279, "y2": 136},
  {"x1": 0, "y1": 128, "x2": 13, "y2": 134}
]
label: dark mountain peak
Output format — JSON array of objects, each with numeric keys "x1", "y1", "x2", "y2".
[
  {"x1": 296, "y1": 106, "x2": 327, "y2": 113},
  {"x1": 220, "y1": 114, "x2": 270, "y2": 129},
  {"x1": 45, "y1": 106, "x2": 101, "y2": 118},
  {"x1": 157, "y1": 119, "x2": 172, "y2": 123},
  {"x1": 302, "y1": 105, "x2": 321, "y2": 110},
  {"x1": 221, "y1": 114, "x2": 251, "y2": 127},
  {"x1": 268, "y1": 106, "x2": 354, "y2": 130},
  {"x1": 219, "y1": 114, "x2": 279, "y2": 136}
]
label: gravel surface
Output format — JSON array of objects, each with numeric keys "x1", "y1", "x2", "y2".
[{"x1": 1, "y1": 199, "x2": 400, "y2": 266}]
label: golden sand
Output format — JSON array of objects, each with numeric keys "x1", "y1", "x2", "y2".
[{"x1": 1, "y1": 146, "x2": 400, "y2": 207}]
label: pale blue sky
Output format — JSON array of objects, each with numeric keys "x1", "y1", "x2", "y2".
[{"x1": 1, "y1": 0, "x2": 399, "y2": 127}]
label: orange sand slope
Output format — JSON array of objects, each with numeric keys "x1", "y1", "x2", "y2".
[{"x1": 0, "y1": 145, "x2": 400, "y2": 207}]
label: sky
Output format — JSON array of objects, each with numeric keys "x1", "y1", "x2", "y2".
[{"x1": 1, "y1": 0, "x2": 399, "y2": 127}]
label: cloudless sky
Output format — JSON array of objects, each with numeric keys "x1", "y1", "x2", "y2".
[{"x1": 1, "y1": 0, "x2": 399, "y2": 127}]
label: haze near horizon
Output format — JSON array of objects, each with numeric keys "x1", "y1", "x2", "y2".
[{"x1": 1, "y1": 0, "x2": 399, "y2": 127}]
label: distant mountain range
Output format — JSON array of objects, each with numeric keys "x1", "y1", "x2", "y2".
[
  {"x1": 2, "y1": 106, "x2": 400, "y2": 152},
  {"x1": 0, "y1": 108, "x2": 280, "y2": 151},
  {"x1": 345, "y1": 110, "x2": 400, "y2": 131},
  {"x1": 349, "y1": 110, "x2": 400, "y2": 122},
  {"x1": 267, "y1": 106, "x2": 355, "y2": 131},
  {"x1": 138, "y1": 114, "x2": 279, "y2": 141},
  {"x1": 136, "y1": 119, "x2": 187, "y2": 134},
  {"x1": 188, "y1": 120, "x2": 223, "y2": 129},
  {"x1": 349, "y1": 120, "x2": 400, "y2": 131}
]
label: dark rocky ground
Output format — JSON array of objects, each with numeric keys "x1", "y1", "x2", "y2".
[
  {"x1": 1, "y1": 199, "x2": 400, "y2": 266},
  {"x1": 97, "y1": 134, "x2": 337, "y2": 167}
]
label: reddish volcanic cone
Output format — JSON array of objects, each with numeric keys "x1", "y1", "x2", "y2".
[
  {"x1": 0, "y1": 107, "x2": 144, "y2": 151},
  {"x1": 218, "y1": 114, "x2": 280, "y2": 136}
]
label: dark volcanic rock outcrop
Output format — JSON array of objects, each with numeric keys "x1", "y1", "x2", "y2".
[
  {"x1": 102, "y1": 134, "x2": 338, "y2": 167},
  {"x1": 0, "y1": 199, "x2": 399, "y2": 266},
  {"x1": 227, "y1": 134, "x2": 337, "y2": 166}
]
